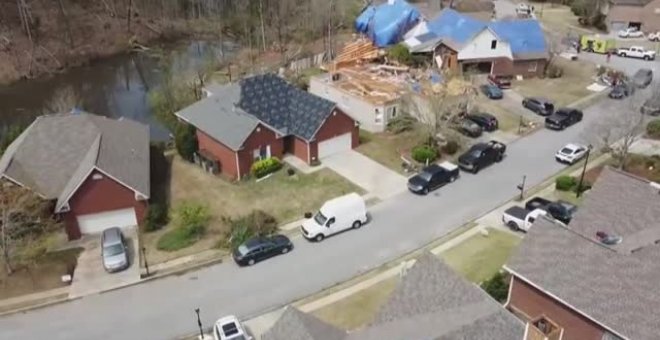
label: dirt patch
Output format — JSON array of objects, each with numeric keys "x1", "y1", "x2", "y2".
[
  {"x1": 624, "y1": 154, "x2": 660, "y2": 182},
  {"x1": 0, "y1": 247, "x2": 82, "y2": 300}
]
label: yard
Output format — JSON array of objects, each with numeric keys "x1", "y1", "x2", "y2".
[
  {"x1": 513, "y1": 58, "x2": 598, "y2": 107},
  {"x1": 474, "y1": 97, "x2": 528, "y2": 134},
  {"x1": 356, "y1": 129, "x2": 426, "y2": 174},
  {"x1": 536, "y1": 5, "x2": 594, "y2": 37},
  {"x1": 141, "y1": 155, "x2": 364, "y2": 264}
]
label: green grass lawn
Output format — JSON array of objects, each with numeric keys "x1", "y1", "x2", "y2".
[
  {"x1": 441, "y1": 228, "x2": 521, "y2": 283},
  {"x1": 474, "y1": 98, "x2": 524, "y2": 134},
  {"x1": 357, "y1": 129, "x2": 425, "y2": 174}
]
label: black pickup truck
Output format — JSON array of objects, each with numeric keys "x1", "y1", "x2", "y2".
[
  {"x1": 458, "y1": 140, "x2": 506, "y2": 173},
  {"x1": 525, "y1": 197, "x2": 578, "y2": 224}
]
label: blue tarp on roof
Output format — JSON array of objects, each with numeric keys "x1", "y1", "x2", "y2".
[
  {"x1": 489, "y1": 20, "x2": 547, "y2": 56},
  {"x1": 355, "y1": 0, "x2": 421, "y2": 47},
  {"x1": 426, "y1": 9, "x2": 485, "y2": 47}
]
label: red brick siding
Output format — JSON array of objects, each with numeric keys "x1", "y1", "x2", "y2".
[
  {"x1": 289, "y1": 136, "x2": 310, "y2": 163},
  {"x1": 309, "y1": 108, "x2": 358, "y2": 162},
  {"x1": 512, "y1": 59, "x2": 546, "y2": 78},
  {"x1": 61, "y1": 170, "x2": 147, "y2": 240},
  {"x1": 508, "y1": 276, "x2": 606, "y2": 340},
  {"x1": 197, "y1": 130, "x2": 240, "y2": 179},
  {"x1": 237, "y1": 124, "x2": 283, "y2": 177}
]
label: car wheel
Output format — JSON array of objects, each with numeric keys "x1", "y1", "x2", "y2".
[
  {"x1": 248, "y1": 259, "x2": 256, "y2": 266},
  {"x1": 449, "y1": 175, "x2": 457, "y2": 182},
  {"x1": 495, "y1": 155, "x2": 503, "y2": 162},
  {"x1": 473, "y1": 166, "x2": 480, "y2": 174},
  {"x1": 314, "y1": 234, "x2": 325, "y2": 242},
  {"x1": 423, "y1": 187, "x2": 429, "y2": 195},
  {"x1": 281, "y1": 247, "x2": 289, "y2": 254},
  {"x1": 507, "y1": 221, "x2": 520, "y2": 232},
  {"x1": 620, "y1": 53, "x2": 627, "y2": 57},
  {"x1": 644, "y1": 55, "x2": 650, "y2": 61},
  {"x1": 352, "y1": 220, "x2": 362, "y2": 229}
]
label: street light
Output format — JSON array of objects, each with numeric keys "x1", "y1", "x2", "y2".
[
  {"x1": 576, "y1": 145, "x2": 593, "y2": 198},
  {"x1": 195, "y1": 308, "x2": 204, "y2": 340},
  {"x1": 141, "y1": 247, "x2": 150, "y2": 277}
]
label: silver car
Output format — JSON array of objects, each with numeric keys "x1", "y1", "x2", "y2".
[{"x1": 101, "y1": 227, "x2": 129, "y2": 272}]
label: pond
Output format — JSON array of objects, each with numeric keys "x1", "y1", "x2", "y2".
[{"x1": 0, "y1": 40, "x2": 237, "y2": 141}]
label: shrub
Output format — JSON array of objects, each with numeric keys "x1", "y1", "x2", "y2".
[
  {"x1": 157, "y1": 202, "x2": 210, "y2": 251},
  {"x1": 647, "y1": 120, "x2": 660, "y2": 139},
  {"x1": 441, "y1": 140, "x2": 459, "y2": 155},
  {"x1": 555, "y1": 175, "x2": 577, "y2": 191},
  {"x1": 386, "y1": 114, "x2": 416, "y2": 134},
  {"x1": 174, "y1": 123, "x2": 198, "y2": 162},
  {"x1": 545, "y1": 64, "x2": 563, "y2": 79},
  {"x1": 387, "y1": 44, "x2": 413, "y2": 65},
  {"x1": 573, "y1": 180, "x2": 592, "y2": 193},
  {"x1": 222, "y1": 210, "x2": 278, "y2": 250},
  {"x1": 144, "y1": 203, "x2": 169, "y2": 232},
  {"x1": 481, "y1": 272, "x2": 509, "y2": 302},
  {"x1": 251, "y1": 157, "x2": 283, "y2": 178},
  {"x1": 411, "y1": 145, "x2": 438, "y2": 163}
]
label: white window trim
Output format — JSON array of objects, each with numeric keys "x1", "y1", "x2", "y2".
[{"x1": 528, "y1": 61, "x2": 538, "y2": 72}]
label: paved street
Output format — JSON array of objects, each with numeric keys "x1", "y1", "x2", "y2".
[{"x1": 1, "y1": 79, "x2": 655, "y2": 340}]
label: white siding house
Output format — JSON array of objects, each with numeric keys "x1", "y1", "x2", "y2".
[{"x1": 457, "y1": 28, "x2": 513, "y2": 61}]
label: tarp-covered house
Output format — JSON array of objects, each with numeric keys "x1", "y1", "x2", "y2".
[{"x1": 355, "y1": 0, "x2": 421, "y2": 47}]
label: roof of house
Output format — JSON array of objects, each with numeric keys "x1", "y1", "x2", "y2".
[
  {"x1": 609, "y1": 0, "x2": 652, "y2": 6},
  {"x1": 426, "y1": 9, "x2": 486, "y2": 50},
  {"x1": 489, "y1": 20, "x2": 548, "y2": 59},
  {"x1": 506, "y1": 167, "x2": 660, "y2": 340},
  {"x1": 176, "y1": 74, "x2": 337, "y2": 150},
  {"x1": 264, "y1": 253, "x2": 524, "y2": 340},
  {"x1": 261, "y1": 307, "x2": 345, "y2": 340},
  {"x1": 0, "y1": 113, "x2": 150, "y2": 210}
]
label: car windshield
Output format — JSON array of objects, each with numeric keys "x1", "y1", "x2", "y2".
[
  {"x1": 314, "y1": 211, "x2": 328, "y2": 225},
  {"x1": 418, "y1": 171, "x2": 433, "y2": 182},
  {"x1": 103, "y1": 244, "x2": 124, "y2": 256},
  {"x1": 560, "y1": 147, "x2": 574, "y2": 154},
  {"x1": 469, "y1": 149, "x2": 483, "y2": 158},
  {"x1": 237, "y1": 245, "x2": 249, "y2": 255}
]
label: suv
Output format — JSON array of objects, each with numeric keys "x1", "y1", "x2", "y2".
[
  {"x1": 101, "y1": 227, "x2": 129, "y2": 273},
  {"x1": 458, "y1": 140, "x2": 506, "y2": 173},
  {"x1": 522, "y1": 97, "x2": 554, "y2": 116},
  {"x1": 467, "y1": 112, "x2": 498, "y2": 132},
  {"x1": 213, "y1": 315, "x2": 251, "y2": 340},
  {"x1": 407, "y1": 162, "x2": 460, "y2": 195},
  {"x1": 545, "y1": 108, "x2": 583, "y2": 130},
  {"x1": 632, "y1": 68, "x2": 653, "y2": 88},
  {"x1": 455, "y1": 118, "x2": 483, "y2": 138}
]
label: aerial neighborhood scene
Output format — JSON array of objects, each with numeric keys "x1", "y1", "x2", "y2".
[{"x1": 2, "y1": 0, "x2": 660, "y2": 339}]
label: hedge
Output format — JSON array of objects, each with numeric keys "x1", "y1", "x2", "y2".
[
  {"x1": 555, "y1": 175, "x2": 577, "y2": 191},
  {"x1": 251, "y1": 157, "x2": 283, "y2": 178},
  {"x1": 411, "y1": 145, "x2": 438, "y2": 163}
]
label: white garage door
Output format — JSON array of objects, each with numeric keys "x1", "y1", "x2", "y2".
[
  {"x1": 318, "y1": 133, "x2": 352, "y2": 159},
  {"x1": 77, "y1": 208, "x2": 137, "y2": 234}
]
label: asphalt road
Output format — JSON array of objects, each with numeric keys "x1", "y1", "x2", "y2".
[{"x1": 1, "y1": 77, "x2": 656, "y2": 340}]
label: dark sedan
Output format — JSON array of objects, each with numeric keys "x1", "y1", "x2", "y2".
[
  {"x1": 479, "y1": 84, "x2": 503, "y2": 99},
  {"x1": 544, "y1": 108, "x2": 583, "y2": 130},
  {"x1": 233, "y1": 235, "x2": 292, "y2": 266},
  {"x1": 467, "y1": 112, "x2": 498, "y2": 132},
  {"x1": 456, "y1": 119, "x2": 483, "y2": 138},
  {"x1": 608, "y1": 82, "x2": 634, "y2": 99}
]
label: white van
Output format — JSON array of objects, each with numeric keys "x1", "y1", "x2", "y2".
[{"x1": 301, "y1": 193, "x2": 368, "y2": 242}]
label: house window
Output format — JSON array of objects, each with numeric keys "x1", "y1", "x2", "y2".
[
  {"x1": 491, "y1": 40, "x2": 497, "y2": 49},
  {"x1": 528, "y1": 62, "x2": 538, "y2": 72},
  {"x1": 375, "y1": 108, "x2": 383, "y2": 123},
  {"x1": 92, "y1": 173, "x2": 103, "y2": 180},
  {"x1": 392, "y1": 106, "x2": 397, "y2": 118},
  {"x1": 253, "y1": 145, "x2": 271, "y2": 160}
]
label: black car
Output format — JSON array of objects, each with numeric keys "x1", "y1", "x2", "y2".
[
  {"x1": 479, "y1": 84, "x2": 503, "y2": 99},
  {"x1": 458, "y1": 140, "x2": 506, "y2": 173},
  {"x1": 608, "y1": 82, "x2": 634, "y2": 99},
  {"x1": 522, "y1": 97, "x2": 555, "y2": 116},
  {"x1": 467, "y1": 112, "x2": 498, "y2": 132},
  {"x1": 525, "y1": 197, "x2": 578, "y2": 224},
  {"x1": 455, "y1": 119, "x2": 483, "y2": 138},
  {"x1": 544, "y1": 108, "x2": 583, "y2": 130},
  {"x1": 407, "y1": 162, "x2": 460, "y2": 195},
  {"x1": 233, "y1": 235, "x2": 292, "y2": 266}
]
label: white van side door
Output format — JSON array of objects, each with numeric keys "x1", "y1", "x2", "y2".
[{"x1": 325, "y1": 216, "x2": 339, "y2": 235}]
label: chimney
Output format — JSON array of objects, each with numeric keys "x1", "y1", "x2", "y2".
[{"x1": 525, "y1": 316, "x2": 563, "y2": 340}]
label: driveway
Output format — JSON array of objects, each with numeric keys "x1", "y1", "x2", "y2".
[
  {"x1": 69, "y1": 226, "x2": 141, "y2": 298},
  {"x1": 322, "y1": 150, "x2": 408, "y2": 200}
]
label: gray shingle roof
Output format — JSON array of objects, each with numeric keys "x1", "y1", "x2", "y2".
[
  {"x1": 0, "y1": 113, "x2": 150, "y2": 210},
  {"x1": 506, "y1": 168, "x2": 660, "y2": 340},
  {"x1": 261, "y1": 306, "x2": 346, "y2": 340}
]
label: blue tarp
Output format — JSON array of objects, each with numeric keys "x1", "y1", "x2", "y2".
[
  {"x1": 355, "y1": 0, "x2": 421, "y2": 47},
  {"x1": 489, "y1": 20, "x2": 547, "y2": 56},
  {"x1": 426, "y1": 9, "x2": 485, "y2": 47}
]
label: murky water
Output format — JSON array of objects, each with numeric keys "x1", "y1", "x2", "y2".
[{"x1": 0, "y1": 40, "x2": 237, "y2": 140}]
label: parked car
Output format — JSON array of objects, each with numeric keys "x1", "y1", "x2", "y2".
[
  {"x1": 649, "y1": 31, "x2": 660, "y2": 42},
  {"x1": 502, "y1": 207, "x2": 547, "y2": 232},
  {"x1": 487, "y1": 74, "x2": 512, "y2": 89},
  {"x1": 617, "y1": 46, "x2": 655, "y2": 60},
  {"x1": 407, "y1": 161, "x2": 460, "y2": 195},
  {"x1": 232, "y1": 235, "x2": 292, "y2": 266},
  {"x1": 522, "y1": 97, "x2": 555, "y2": 116},
  {"x1": 466, "y1": 112, "x2": 498, "y2": 132},
  {"x1": 213, "y1": 315, "x2": 251, "y2": 340},
  {"x1": 544, "y1": 108, "x2": 583, "y2": 130},
  {"x1": 525, "y1": 197, "x2": 578, "y2": 224},
  {"x1": 301, "y1": 193, "x2": 367, "y2": 242},
  {"x1": 479, "y1": 84, "x2": 503, "y2": 99},
  {"x1": 617, "y1": 27, "x2": 644, "y2": 38},
  {"x1": 458, "y1": 140, "x2": 506, "y2": 173},
  {"x1": 455, "y1": 118, "x2": 483, "y2": 138},
  {"x1": 101, "y1": 227, "x2": 129, "y2": 273},
  {"x1": 555, "y1": 143, "x2": 589, "y2": 164},
  {"x1": 632, "y1": 68, "x2": 653, "y2": 88},
  {"x1": 641, "y1": 95, "x2": 660, "y2": 116},
  {"x1": 608, "y1": 82, "x2": 635, "y2": 99}
]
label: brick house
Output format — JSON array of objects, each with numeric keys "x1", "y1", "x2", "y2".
[
  {"x1": 175, "y1": 74, "x2": 359, "y2": 180},
  {"x1": 0, "y1": 113, "x2": 150, "y2": 240},
  {"x1": 604, "y1": 0, "x2": 660, "y2": 33},
  {"x1": 504, "y1": 167, "x2": 660, "y2": 340},
  {"x1": 404, "y1": 9, "x2": 548, "y2": 78}
]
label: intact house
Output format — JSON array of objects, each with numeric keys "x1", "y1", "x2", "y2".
[
  {"x1": 0, "y1": 113, "x2": 150, "y2": 240},
  {"x1": 504, "y1": 167, "x2": 660, "y2": 340},
  {"x1": 262, "y1": 252, "x2": 533, "y2": 340},
  {"x1": 404, "y1": 9, "x2": 548, "y2": 78},
  {"x1": 603, "y1": 0, "x2": 660, "y2": 33},
  {"x1": 309, "y1": 66, "x2": 406, "y2": 132},
  {"x1": 175, "y1": 74, "x2": 359, "y2": 180}
]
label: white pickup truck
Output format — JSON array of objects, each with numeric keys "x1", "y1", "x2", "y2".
[
  {"x1": 617, "y1": 46, "x2": 656, "y2": 60},
  {"x1": 502, "y1": 207, "x2": 547, "y2": 232}
]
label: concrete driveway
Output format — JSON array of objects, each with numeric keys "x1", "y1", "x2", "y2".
[
  {"x1": 69, "y1": 226, "x2": 141, "y2": 298},
  {"x1": 322, "y1": 150, "x2": 408, "y2": 200}
]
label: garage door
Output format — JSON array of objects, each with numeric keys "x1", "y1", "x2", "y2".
[
  {"x1": 77, "y1": 208, "x2": 137, "y2": 234},
  {"x1": 610, "y1": 21, "x2": 627, "y2": 32},
  {"x1": 318, "y1": 133, "x2": 352, "y2": 159}
]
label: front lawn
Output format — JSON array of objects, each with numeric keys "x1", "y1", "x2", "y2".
[
  {"x1": 474, "y1": 98, "x2": 527, "y2": 134},
  {"x1": 513, "y1": 58, "x2": 597, "y2": 107},
  {"x1": 356, "y1": 129, "x2": 426, "y2": 174},
  {"x1": 441, "y1": 228, "x2": 521, "y2": 283},
  {"x1": 142, "y1": 155, "x2": 364, "y2": 264}
]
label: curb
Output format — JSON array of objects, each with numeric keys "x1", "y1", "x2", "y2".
[{"x1": 0, "y1": 294, "x2": 80, "y2": 318}]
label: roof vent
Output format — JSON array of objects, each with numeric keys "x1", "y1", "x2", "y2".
[{"x1": 596, "y1": 231, "x2": 622, "y2": 245}]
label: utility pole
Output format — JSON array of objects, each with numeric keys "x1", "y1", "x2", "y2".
[
  {"x1": 517, "y1": 175, "x2": 526, "y2": 200},
  {"x1": 576, "y1": 146, "x2": 592, "y2": 198}
]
